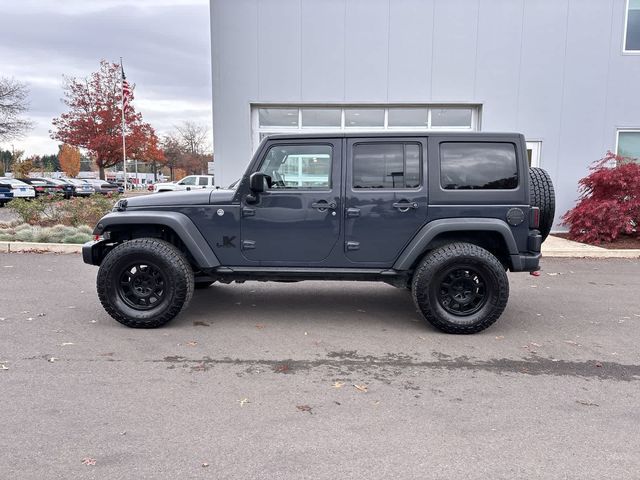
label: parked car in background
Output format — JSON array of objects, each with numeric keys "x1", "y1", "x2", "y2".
[
  {"x1": 85, "y1": 179, "x2": 120, "y2": 195},
  {"x1": 153, "y1": 175, "x2": 215, "y2": 193},
  {"x1": 0, "y1": 178, "x2": 36, "y2": 199},
  {"x1": 0, "y1": 182, "x2": 14, "y2": 207},
  {"x1": 66, "y1": 179, "x2": 95, "y2": 197},
  {"x1": 48, "y1": 178, "x2": 75, "y2": 199},
  {"x1": 17, "y1": 178, "x2": 58, "y2": 197}
]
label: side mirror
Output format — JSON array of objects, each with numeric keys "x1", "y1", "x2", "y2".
[{"x1": 249, "y1": 172, "x2": 267, "y2": 193}]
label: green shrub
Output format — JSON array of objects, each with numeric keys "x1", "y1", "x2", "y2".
[
  {"x1": 8, "y1": 194, "x2": 119, "y2": 227},
  {"x1": 0, "y1": 223, "x2": 93, "y2": 244}
]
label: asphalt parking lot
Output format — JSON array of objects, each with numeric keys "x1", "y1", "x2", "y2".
[{"x1": 1, "y1": 253, "x2": 639, "y2": 479}]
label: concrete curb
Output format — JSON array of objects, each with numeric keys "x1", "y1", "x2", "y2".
[
  {"x1": 0, "y1": 241, "x2": 83, "y2": 254},
  {"x1": 542, "y1": 249, "x2": 640, "y2": 259}
]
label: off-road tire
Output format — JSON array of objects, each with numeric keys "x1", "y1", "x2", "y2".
[
  {"x1": 97, "y1": 238, "x2": 194, "y2": 328},
  {"x1": 529, "y1": 167, "x2": 555, "y2": 242},
  {"x1": 412, "y1": 242, "x2": 509, "y2": 334}
]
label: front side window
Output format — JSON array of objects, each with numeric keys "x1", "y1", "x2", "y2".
[
  {"x1": 179, "y1": 176, "x2": 196, "y2": 186},
  {"x1": 258, "y1": 144, "x2": 332, "y2": 189},
  {"x1": 353, "y1": 143, "x2": 421, "y2": 189},
  {"x1": 440, "y1": 142, "x2": 518, "y2": 190},
  {"x1": 625, "y1": 0, "x2": 640, "y2": 52}
]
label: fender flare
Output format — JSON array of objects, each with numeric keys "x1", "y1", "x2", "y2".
[
  {"x1": 393, "y1": 218, "x2": 519, "y2": 271},
  {"x1": 93, "y1": 211, "x2": 220, "y2": 268}
]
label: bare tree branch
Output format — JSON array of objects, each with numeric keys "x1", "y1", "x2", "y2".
[{"x1": 0, "y1": 77, "x2": 34, "y2": 141}]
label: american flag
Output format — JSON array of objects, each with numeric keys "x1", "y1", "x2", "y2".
[{"x1": 121, "y1": 66, "x2": 132, "y2": 111}]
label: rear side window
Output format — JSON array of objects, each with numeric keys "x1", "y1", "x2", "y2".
[
  {"x1": 440, "y1": 142, "x2": 518, "y2": 190},
  {"x1": 353, "y1": 143, "x2": 421, "y2": 189},
  {"x1": 198, "y1": 177, "x2": 209, "y2": 186}
]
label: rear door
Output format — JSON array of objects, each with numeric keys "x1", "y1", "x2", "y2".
[{"x1": 344, "y1": 137, "x2": 428, "y2": 266}]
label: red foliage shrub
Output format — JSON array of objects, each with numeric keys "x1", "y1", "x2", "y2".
[{"x1": 562, "y1": 152, "x2": 640, "y2": 244}]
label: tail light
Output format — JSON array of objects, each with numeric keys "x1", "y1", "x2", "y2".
[{"x1": 530, "y1": 207, "x2": 540, "y2": 229}]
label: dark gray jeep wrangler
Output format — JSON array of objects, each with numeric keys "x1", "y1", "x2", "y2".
[{"x1": 83, "y1": 132, "x2": 554, "y2": 334}]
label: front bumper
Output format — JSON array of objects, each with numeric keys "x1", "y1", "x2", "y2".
[{"x1": 82, "y1": 239, "x2": 109, "y2": 266}]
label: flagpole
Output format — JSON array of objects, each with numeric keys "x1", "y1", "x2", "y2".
[{"x1": 120, "y1": 57, "x2": 127, "y2": 191}]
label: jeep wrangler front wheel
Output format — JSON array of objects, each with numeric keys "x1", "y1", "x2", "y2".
[
  {"x1": 412, "y1": 243, "x2": 509, "y2": 334},
  {"x1": 96, "y1": 238, "x2": 194, "y2": 328}
]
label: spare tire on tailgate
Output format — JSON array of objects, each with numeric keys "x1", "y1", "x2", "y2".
[{"x1": 529, "y1": 167, "x2": 555, "y2": 242}]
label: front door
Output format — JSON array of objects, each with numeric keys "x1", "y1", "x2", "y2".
[
  {"x1": 241, "y1": 140, "x2": 342, "y2": 264},
  {"x1": 344, "y1": 138, "x2": 428, "y2": 266}
]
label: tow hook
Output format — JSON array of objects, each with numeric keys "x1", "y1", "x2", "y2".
[{"x1": 530, "y1": 270, "x2": 541, "y2": 277}]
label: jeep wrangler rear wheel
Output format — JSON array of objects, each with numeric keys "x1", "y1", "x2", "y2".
[
  {"x1": 97, "y1": 238, "x2": 194, "y2": 328},
  {"x1": 412, "y1": 243, "x2": 509, "y2": 334}
]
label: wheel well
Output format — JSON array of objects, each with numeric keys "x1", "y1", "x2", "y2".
[
  {"x1": 102, "y1": 224, "x2": 196, "y2": 267},
  {"x1": 415, "y1": 231, "x2": 511, "y2": 269}
]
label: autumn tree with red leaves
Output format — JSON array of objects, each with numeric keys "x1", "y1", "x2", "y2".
[{"x1": 51, "y1": 60, "x2": 156, "y2": 179}]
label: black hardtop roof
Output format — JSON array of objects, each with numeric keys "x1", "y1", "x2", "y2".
[{"x1": 262, "y1": 131, "x2": 523, "y2": 140}]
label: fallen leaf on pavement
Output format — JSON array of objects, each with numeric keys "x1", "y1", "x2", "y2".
[
  {"x1": 0, "y1": 364, "x2": 8, "y2": 370},
  {"x1": 48, "y1": 357, "x2": 58, "y2": 363},
  {"x1": 595, "y1": 362, "x2": 603, "y2": 368},
  {"x1": 576, "y1": 400, "x2": 599, "y2": 407},
  {"x1": 332, "y1": 381, "x2": 345, "y2": 388},
  {"x1": 193, "y1": 321, "x2": 210, "y2": 327},
  {"x1": 186, "y1": 341, "x2": 198, "y2": 346},
  {"x1": 202, "y1": 463, "x2": 209, "y2": 468},
  {"x1": 238, "y1": 398, "x2": 250, "y2": 407},
  {"x1": 353, "y1": 384, "x2": 368, "y2": 393},
  {"x1": 274, "y1": 363, "x2": 290, "y2": 373},
  {"x1": 296, "y1": 405, "x2": 313, "y2": 414},
  {"x1": 37, "y1": 313, "x2": 46, "y2": 317},
  {"x1": 81, "y1": 458, "x2": 96, "y2": 466},
  {"x1": 255, "y1": 324, "x2": 266, "y2": 329},
  {"x1": 564, "y1": 340, "x2": 580, "y2": 346},
  {"x1": 530, "y1": 342, "x2": 541, "y2": 347}
]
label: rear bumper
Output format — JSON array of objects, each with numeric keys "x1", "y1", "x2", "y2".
[{"x1": 510, "y1": 252, "x2": 541, "y2": 272}]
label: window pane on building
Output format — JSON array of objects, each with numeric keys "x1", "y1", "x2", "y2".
[
  {"x1": 301, "y1": 109, "x2": 341, "y2": 127},
  {"x1": 344, "y1": 109, "x2": 384, "y2": 127},
  {"x1": 626, "y1": 0, "x2": 640, "y2": 51},
  {"x1": 617, "y1": 131, "x2": 640, "y2": 160},
  {"x1": 258, "y1": 108, "x2": 299, "y2": 127},
  {"x1": 353, "y1": 143, "x2": 421, "y2": 189},
  {"x1": 440, "y1": 142, "x2": 518, "y2": 189},
  {"x1": 387, "y1": 108, "x2": 428, "y2": 127},
  {"x1": 431, "y1": 108, "x2": 473, "y2": 128}
]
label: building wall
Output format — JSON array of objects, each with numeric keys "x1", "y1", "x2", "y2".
[{"x1": 210, "y1": 0, "x2": 640, "y2": 227}]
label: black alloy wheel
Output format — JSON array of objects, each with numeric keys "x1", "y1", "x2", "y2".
[
  {"x1": 436, "y1": 266, "x2": 488, "y2": 316},
  {"x1": 117, "y1": 262, "x2": 167, "y2": 310}
]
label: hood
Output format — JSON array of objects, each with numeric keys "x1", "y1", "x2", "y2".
[
  {"x1": 126, "y1": 190, "x2": 212, "y2": 207},
  {"x1": 124, "y1": 189, "x2": 236, "y2": 208}
]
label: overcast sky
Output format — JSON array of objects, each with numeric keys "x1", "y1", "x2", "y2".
[{"x1": 0, "y1": 0, "x2": 212, "y2": 156}]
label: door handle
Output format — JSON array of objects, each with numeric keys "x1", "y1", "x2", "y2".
[
  {"x1": 346, "y1": 207, "x2": 360, "y2": 218},
  {"x1": 311, "y1": 201, "x2": 337, "y2": 211},
  {"x1": 392, "y1": 201, "x2": 418, "y2": 212}
]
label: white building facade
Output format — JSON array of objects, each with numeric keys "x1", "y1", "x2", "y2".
[{"x1": 210, "y1": 0, "x2": 640, "y2": 227}]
